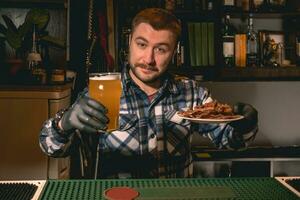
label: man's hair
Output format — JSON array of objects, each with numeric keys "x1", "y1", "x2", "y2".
[{"x1": 131, "y1": 8, "x2": 181, "y2": 42}]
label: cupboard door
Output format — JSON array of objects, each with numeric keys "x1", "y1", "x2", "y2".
[{"x1": 0, "y1": 98, "x2": 49, "y2": 180}]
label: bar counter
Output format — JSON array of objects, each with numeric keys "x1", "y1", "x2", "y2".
[{"x1": 1, "y1": 177, "x2": 299, "y2": 199}]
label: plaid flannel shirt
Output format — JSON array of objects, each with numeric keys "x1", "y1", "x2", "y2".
[{"x1": 39, "y1": 66, "x2": 257, "y2": 178}]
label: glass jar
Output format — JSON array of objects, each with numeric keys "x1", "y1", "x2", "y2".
[
  {"x1": 32, "y1": 68, "x2": 46, "y2": 84},
  {"x1": 50, "y1": 69, "x2": 66, "y2": 84}
]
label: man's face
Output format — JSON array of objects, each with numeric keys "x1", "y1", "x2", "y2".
[{"x1": 128, "y1": 23, "x2": 177, "y2": 85}]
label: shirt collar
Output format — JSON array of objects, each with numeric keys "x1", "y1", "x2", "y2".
[{"x1": 122, "y1": 64, "x2": 180, "y2": 95}]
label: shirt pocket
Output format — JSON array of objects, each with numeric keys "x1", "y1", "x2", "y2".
[{"x1": 163, "y1": 110, "x2": 192, "y2": 155}]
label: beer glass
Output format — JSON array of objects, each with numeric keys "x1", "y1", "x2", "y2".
[{"x1": 89, "y1": 73, "x2": 122, "y2": 131}]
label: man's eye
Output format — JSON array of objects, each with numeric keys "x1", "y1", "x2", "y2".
[
  {"x1": 137, "y1": 42, "x2": 146, "y2": 48},
  {"x1": 154, "y1": 47, "x2": 167, "y2": 54}
]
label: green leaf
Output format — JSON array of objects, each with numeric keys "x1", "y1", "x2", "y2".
[
  {"x1": 25, "y1": 9, "x2": 50, "y2": 30},
  {"x1": 0, "y1": 23, "x2": 7, "y2": 35},
  {"x1": 40, "y1": 35, "x2": 65, "y2": 49},
  {"x1": 0, "y1": 36, "x2": 6, "y2": 42},
  {"x1": 18, "y1": 21, "x2": 31, "y2": 37},
  {"x1": 2, "y1": 15, "x2": 18, "y2": 33},
  {"x1": 6, "y1": 29, "x2": 22, "y2": 49}
]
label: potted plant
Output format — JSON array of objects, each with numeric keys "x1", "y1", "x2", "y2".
[{"x1": 0, "y1": 8, "x2": 65, "y2": 82}]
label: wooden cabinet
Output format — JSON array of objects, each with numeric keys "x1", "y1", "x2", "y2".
[{"x1": 0, "y1": 84, "x2": 71, "y2": 180}]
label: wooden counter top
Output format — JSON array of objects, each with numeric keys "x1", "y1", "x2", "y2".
[
  {"x1": 0, "y1": 82, "x2": 73, "y2": 91},
  {"x1": 0, "y1": 83, "x2": 72, "y2": 99}
]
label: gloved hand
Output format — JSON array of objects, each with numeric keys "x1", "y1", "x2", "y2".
[
  {"x1": 229, "y1": 102, "x2": 258, "y2": 134},
  {"x1": 59, "y1": 96, "x2": 109, "y2": 134}
]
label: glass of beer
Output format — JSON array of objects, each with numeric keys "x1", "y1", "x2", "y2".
[{"x1": 89, "y1": 73, "x2": 122, "y2": 131}]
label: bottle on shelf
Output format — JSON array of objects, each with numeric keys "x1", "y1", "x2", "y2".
[
  {"x1": 250, "y1": 0, "x2": 265, "y2": 12},
  {"x1": 222, "y1": 14, "x2": 236, "y2": 67},
  {"x1": 268, "y1": 0, "x2": 286, "y2": 12},
  {"x1": 236, "y1": 0, "x2": 250, "y2": 12},
  {"x1": 207, "y1": 0, "x2": 213, "y2": 10},
  {"x1": 223, "y1": 0, "x2": 236, "y2": 12},
  {"x1": 165, "y1": 0, "x2": 175, "y2": 12},
  {"x1": 246, "y1": 14, "x2": 259, "y2": 67},
  {"x1": 242, "y1": 0, "x2": 250, "y2": 12},
  {"x1": 175, "y1": 0, "x2": 184, "y2": 10},
  {"x1": 194, "y1": 0, "x2": 214, "y2": 11}
]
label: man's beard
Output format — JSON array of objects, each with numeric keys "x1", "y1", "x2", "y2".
[{"x1": 130, "y1": 63, "x2": 164, "y2": 84}]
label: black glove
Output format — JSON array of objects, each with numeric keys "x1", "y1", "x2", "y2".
[
  {"x1": 229, "y1": 102, "x2": 258, "y2": 134},
  {"x1": 60, "y1": 96, "x2": 109, "y2": 134}
]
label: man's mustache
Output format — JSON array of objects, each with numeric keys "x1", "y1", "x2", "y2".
[{"x1": 135, "y1": 63, "x2": 158, "y2": 72}]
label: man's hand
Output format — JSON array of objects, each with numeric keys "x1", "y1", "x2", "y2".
[
  {"x1": 59, "y1": 96, "x2": 109, "y2": 134},
  {"x1": 230, "y1": 102, "x2": 258, "y2": 134}
]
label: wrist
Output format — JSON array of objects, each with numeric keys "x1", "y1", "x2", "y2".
[
  {"x1": 58, "y1": 119, "x2": 64, "y2": 131},
  {"x1": 53, "y1": 108, "x2": 73, "y2": 135}
]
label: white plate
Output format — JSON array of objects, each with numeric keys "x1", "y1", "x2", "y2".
[{"x1": 176, "y1": 112, "x2": 244, "y2": 124}]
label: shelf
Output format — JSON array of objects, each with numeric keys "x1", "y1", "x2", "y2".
[
  {"x1": 0, "y1": 0, "x2": 65, "y2": 9},
  {"x1": 219, "y1": 66, "x2": 300, "y2": 81},
  {"x1": 169, "y1": 66, "x2": 217, "y2": 80},
  {"x1": 170, "y1": 66, "x2": 300, "y2": 81},
  {"x1": 174, "y1": 10, "x2": 217, "y2": 21},
  {"x1": 225, "y1": 11, "x2": 300, "y2": 18},
  {"x1": 115, "y1": 1, "x2": 300, "y2": 82}
]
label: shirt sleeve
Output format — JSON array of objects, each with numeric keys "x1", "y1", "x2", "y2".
[
  {"x1": 194, "y1": 123, "x2": 257, "y2": 150},
  {"x1": 39, "y1": 88, "x2": 89, "y2": 157},
  {"x1": 39, "y1": 118, "x2": 74, "y2": 157},
  {"x1": 193, "y1": 85, "x2": 258, "y2": 150}
]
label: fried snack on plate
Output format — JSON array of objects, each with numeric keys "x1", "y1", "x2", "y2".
[{"x1": 178, "y1": 101, "x2": 240, "y2": 119}]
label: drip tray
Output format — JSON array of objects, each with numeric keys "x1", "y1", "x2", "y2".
[
  {"x1": 276, "y1": 177, "x2": 300, "y2": 197},
  {"x1": 0, "y1": 180, "x2": 46, "y2": 200}
]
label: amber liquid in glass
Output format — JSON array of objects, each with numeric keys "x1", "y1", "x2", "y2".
[{"x1": 89, "y1": 73, "x2": 121, "y2": 131}]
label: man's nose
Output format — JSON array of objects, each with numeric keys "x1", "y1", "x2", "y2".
[{"x1": 143, "y1": 48, "x2": 155, "y2": 65}]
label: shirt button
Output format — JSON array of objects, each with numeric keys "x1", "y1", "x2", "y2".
[{"x1": 150, "y1": 133, "x2": 156, "y2": 139}]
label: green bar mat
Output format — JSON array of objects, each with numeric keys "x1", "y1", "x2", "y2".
[
  {"x1": 136, "y1": 186, "x2": 234, "y2": 199},
  {"x1": 39, "y1": 177, "x2": 299, "y2": 200}
]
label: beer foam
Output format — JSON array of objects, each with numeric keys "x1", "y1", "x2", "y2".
[{"x1": 89, "y1": 73, "x2": 121, "y2": 80}]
